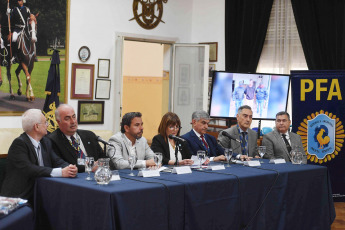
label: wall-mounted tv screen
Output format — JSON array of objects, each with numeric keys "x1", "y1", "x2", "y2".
[{"x1": 209, "y1": 71, "x2": 290, "y2": 120}]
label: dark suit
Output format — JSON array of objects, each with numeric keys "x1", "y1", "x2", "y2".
[
  {"x1": 151, "y1": 134, "x2": 192, "y2": 165},
  {"x1": 217, "y1": 125, "x2": 258, "y2": 158},
  {"x1": 48, "y1": 129, "x2": 105, "y2": 172},
  {"x1": 181, "y1": 130, "x2": 224, "y2": 156},
  {"x1": 0, "y1": 133, "x2": 68, "y2": 202}
]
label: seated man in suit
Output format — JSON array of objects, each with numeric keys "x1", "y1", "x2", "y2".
[
  {"x1": 107, "y1": 112, "x2": 156, "y2": 169},
  {"x1": 262, "y1": 111, "x2": 306, "y2": 162},
  {"x1": 218, "y1": 105, "x2": 258, "y2": 160},
  {"x1": 48, "y1": 104, "x2": 105, "y2": 172},
  {"x1": 181, "y1": 110, "x2": 225, "y2": 161},
  {"x1": 1, "y1": 109, "x2": 77, "y2": 204}
]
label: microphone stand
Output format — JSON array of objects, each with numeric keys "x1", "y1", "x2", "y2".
[{"x1": 174, "y1": 139, "x2": 180, "y2": 166}]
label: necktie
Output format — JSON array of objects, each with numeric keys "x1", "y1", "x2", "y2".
[
  {"x1": 37, "y1": 143, "x2": 44, "y2": 166},
  {"x1": 200, "y1": 135, "x2": 209, "y2": 150},
  {"x1": 70, "y1": 136, "x2": 85, "y2": 159},
  {"x1": 282, "y1": 134, "x2": 292, "y2": 153},
  {"x1": 241, "y1": 132, "x2": 248, "y2": 155}
]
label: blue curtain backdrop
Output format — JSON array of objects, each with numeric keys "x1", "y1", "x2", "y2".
[{"x1": 291, "y1": 70, "x2": 345, "y2": 202}]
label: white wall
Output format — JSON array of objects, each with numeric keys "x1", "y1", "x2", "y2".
[
  {"x1": 0, "y1": 0, "x2": 228, "y2": 132},
  {"x1": 191, "y1": 0, "x2": 225, "y2": 71}
]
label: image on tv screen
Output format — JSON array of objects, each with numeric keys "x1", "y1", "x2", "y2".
[{"x1": 209, "y1": 72, "x2": 290, "y2": 120}]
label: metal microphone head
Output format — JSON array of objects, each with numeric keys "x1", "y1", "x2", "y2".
[{"x1": 168, "y1": 134, "x2": 174, "y2": 139}]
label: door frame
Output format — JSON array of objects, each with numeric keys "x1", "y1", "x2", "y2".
[{"x1": 114, "y1": 32, "x2": 178, "y2": 133}]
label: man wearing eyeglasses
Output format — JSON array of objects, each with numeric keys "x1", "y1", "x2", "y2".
[
  {"x1": 262, "y1": 111, "x2": 306, "y2": 163},
  {"x1": 1, "y1": 109, "x2": 77, "y2": 205},
  {"x1": 181, "y1": 110, "x2": 226, "y2": 162}
]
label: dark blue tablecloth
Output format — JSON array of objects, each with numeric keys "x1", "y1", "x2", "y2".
[
  {"x1": 34, "y1": 160, "x2": 335, "y2": 230},
  {"x1": 0, "y1": 205, "x2": 34, "y2": 230}
]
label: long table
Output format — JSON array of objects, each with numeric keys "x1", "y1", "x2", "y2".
[
  {"x1": 0, "y1": 205, "x2": 34, "y2": 230},
  {"x1": 34, "y1": 160, "x2": 335, "y2": 230}
]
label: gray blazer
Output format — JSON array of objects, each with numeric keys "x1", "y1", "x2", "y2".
[
  {"x1": 217, "y1": 126, "x2": 258, "y2": 157},
  {"x1": 107, "y1": 132, "x2": 155, "y2": 169},
  {"x1": 262, "y1": 129, "x2": 305, "y2": 162}
]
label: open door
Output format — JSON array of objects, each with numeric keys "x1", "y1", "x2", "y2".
[{"x1": 171, "y1": 44, "x2": 209, "y2": 135}]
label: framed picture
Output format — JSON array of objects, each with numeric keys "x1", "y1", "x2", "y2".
[
  {"x1": 71, "y1": 63, "x2": 94, "y2": 99},
  {"x1": 97, "y1": 59, "x2": 110, "y2": 78},
  {"x1": 179, "y1": 64, "x2": 190, "y2": 85},
  {"x1": 177, "y1": 87, "x2": 190, "y2": 105},
  {"x1": 200, "y1": 42, "x2": 218, "y2": 62},
  {"x1": 77, "y1": 101, "x2": 104, "y2": 124},
  {"x1": 95, "y1": 79, "x2": 111, "y2": 99},
  {"x1": 0, "y1": 0, "x2": 69, "y2": 115}
]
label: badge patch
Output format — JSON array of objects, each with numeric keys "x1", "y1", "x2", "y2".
[{"x1": 297, "y1": 110, "x2": 345, "y2": 163}]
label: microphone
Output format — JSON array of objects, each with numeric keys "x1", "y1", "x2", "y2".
[
  {"x1": 221, "y1": 131, "x2": 241, "y2": 143},
  {"x1": 168, "y1": 134, "x2": 186, "y2": 143},
  {"x1": 97, "y1": 136, "x2": 115, "y2": 148}
]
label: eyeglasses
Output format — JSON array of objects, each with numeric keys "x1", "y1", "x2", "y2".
[
  {"x1": 38, "y1": 121, "x2": 49, "y2": 126},
  {"x1": 168, "y1": 126, "x2": 181, "y2": 130}
]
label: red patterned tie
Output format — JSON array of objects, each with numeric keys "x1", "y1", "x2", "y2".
[{"x1": 200, "y1": 135, "x2": 209, "y2": 149}]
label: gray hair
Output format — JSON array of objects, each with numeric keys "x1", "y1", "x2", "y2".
[
  {"x1": 55, "y1": 104, "x2": 74, "y2": 121},
  {"x1": 237, "y1": 105, "x2": 252, "y2": 115},
  {"x1": 276, "y1": 111, "x2": 290, "y2": 120},
  {"x1": 192, "y1": 110, "x2": 210, "y2": 121},
  {"x1": 22, "y1": 109, "x2": 43, "y2": 133}
]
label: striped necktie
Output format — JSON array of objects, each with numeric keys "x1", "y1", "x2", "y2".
[{"x1": 241, "y1": 132, "x2": 248, "y2": 155}]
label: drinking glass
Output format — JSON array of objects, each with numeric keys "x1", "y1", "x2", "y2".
[
  {"x1": 85, "y1": 157, "x2": 94, "y2": 180},
  {"x1": 197, "y1": 150, "x2": 206, "y2": 170},
  {"x1": 224, "y1": 148, "x2": 233, "y2": 167},
  {"x1": 258, "y1": 146, "x2": 266, "y2": 163},
  {"x1": 154, "y1": 152, "x2": 163, "y2": 169},
  {"x1": 128, "y1": 155, "x2": 137, "y2": 176},
  {"x1": 292, "y1": 151, "x2": 303, "y2": 164}
]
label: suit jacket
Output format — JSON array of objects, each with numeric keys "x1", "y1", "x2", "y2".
[
  {"x1": 48, "y1": 129, "x2": 105, "y2": 172},
  {"x1": 151, "y1": 134, "x2": 192, "y2": 165},
  {"x1": 1, "y1": 133, "x2": 68, "y2": 202},
  {"x1": 107, "y1": 132, "x2": 155, "y2": 170},
  {"x1": 181, "y1": 130, "x2": 224, "y2": 156},
  {"x1": 217, "y1": 126, "x2": 258, "y2": 157},
  {"x1": 262, "y1": 129, "x2": 305, "y2": 162}
]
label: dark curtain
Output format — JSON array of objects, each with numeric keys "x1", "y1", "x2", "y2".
[
  {"x1": 225, "y1": 0, "x2": 273, "y2": 72},
  {"x1": 291, "y1": 0, "x2": 345, "y2": 70}
]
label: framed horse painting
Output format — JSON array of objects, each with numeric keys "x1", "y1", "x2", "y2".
[{"x1": 0, "y1": 0, "x2": 69, "y2": 115}]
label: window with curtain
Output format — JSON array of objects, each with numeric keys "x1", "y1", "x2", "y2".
[{"x1": 256, "y1": 0, "x2": 308, "y2": 75}]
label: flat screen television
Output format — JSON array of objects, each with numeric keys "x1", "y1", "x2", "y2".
[{"x1": 209, "y1": 71, "x2": 290, "y2": 120}]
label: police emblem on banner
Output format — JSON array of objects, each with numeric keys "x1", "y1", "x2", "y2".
[{"x1": 297, "y1": 110, "x2": 345, "y2": 164}]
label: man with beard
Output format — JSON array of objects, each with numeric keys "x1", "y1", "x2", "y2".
[{"x1": 107, "y1": 112, "x2": 156, "y2": 169}]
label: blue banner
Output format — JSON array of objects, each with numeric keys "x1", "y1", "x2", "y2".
[{"x1": 291, "y1": 70, "x2": 345, "y2": 201}]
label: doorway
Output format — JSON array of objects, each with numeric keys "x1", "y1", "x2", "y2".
[{"x1": 122, "y1": 40, "x2": 171, "y2": 142}]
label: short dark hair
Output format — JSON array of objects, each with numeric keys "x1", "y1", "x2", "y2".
[
  {"x1": 237, "y1": 105, "x2": 252, "y2": 115},
  {"x1": 276, "y1": 111, "x2": 290, "y2": 120},
  {"x1": 121, "y1": 112, "x2": 142, "y2": 133}
]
